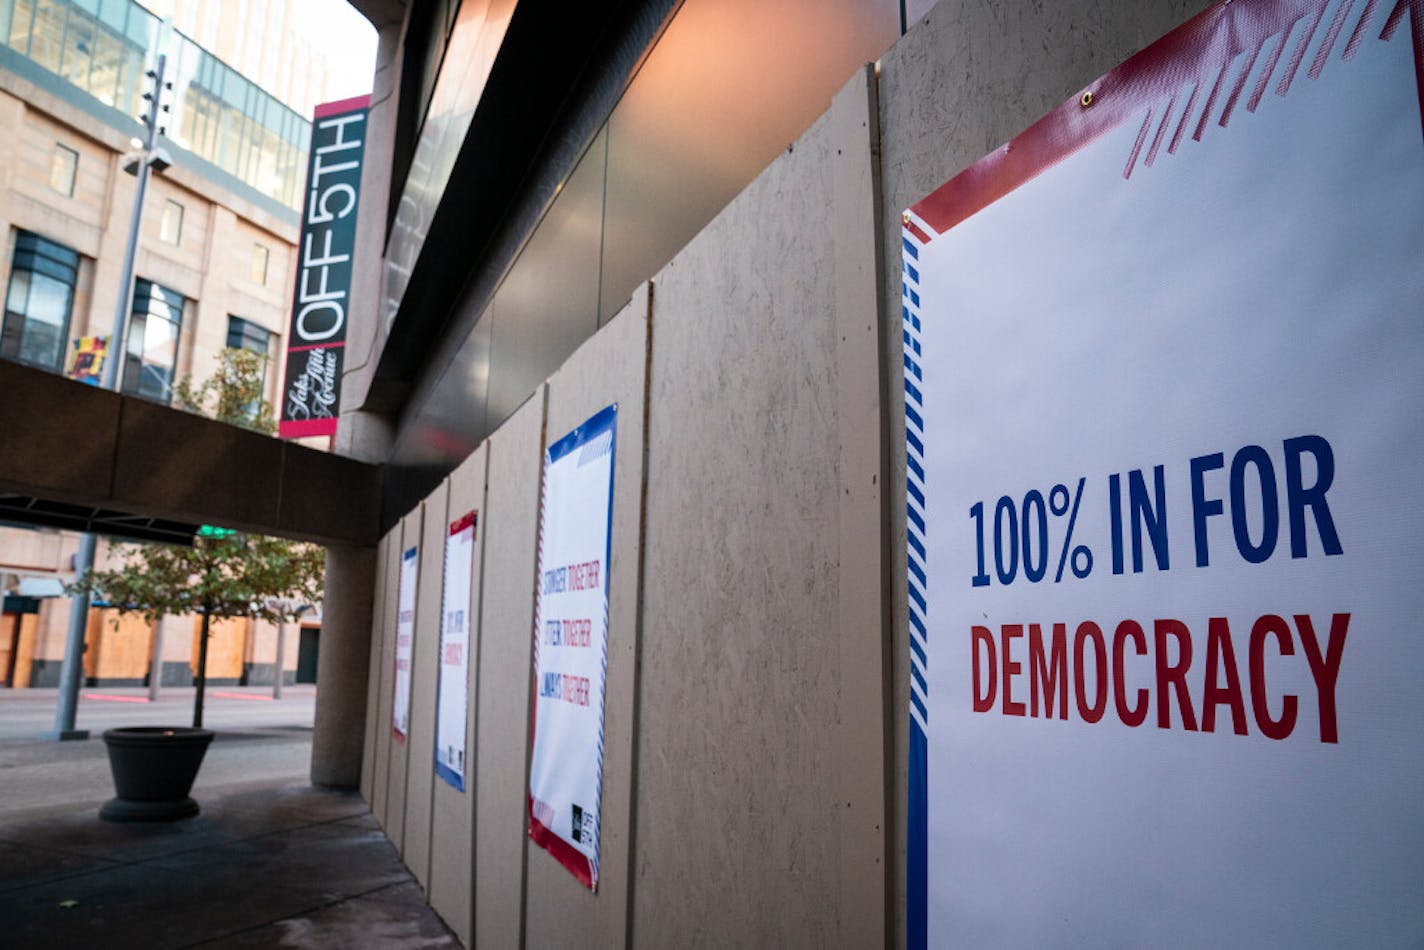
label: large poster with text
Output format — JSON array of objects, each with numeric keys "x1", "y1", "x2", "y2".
[
  {"x1": 393, "y1": 545, "x2": 417, "y2": 741},
  {"x1": 903, "y1": 1, "x2": 1424, "y2": 945},
  {"x1": 435, "y1": 511, "x2": 475, "y2": 790},
  {"x1": 528, "y1": 404, "x2": 617, "y2": 890}
]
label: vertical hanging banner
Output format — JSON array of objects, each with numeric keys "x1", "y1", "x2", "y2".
[
  {"x1": 904, "y1": 0, "x2": 1424, "y2": 946},
  {"x1": 435, "y1": 510, "x2": 476, "y2": 790},
  {"x1": 278, "y1": 94, "x2": 370, "y2": 440},
  {"x1": 528, "y1": 404, "x2": 617, "y2": 890},
  {"x1": 393, "y1": 545, "x2": 418, "y2": 741}
]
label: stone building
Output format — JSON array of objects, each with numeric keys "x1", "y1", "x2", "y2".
[{"x1": 0, "y1": 0, "x2": 324, "y2": 688}]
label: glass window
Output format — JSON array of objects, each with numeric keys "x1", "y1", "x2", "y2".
[
  {"x1": 250, "y1": 243, "x2": 269, "y2": 284},
  {"x1": 122, "y1": 278, "x2": 183, "y2": 402},
  {"x1": 226, "y1": 314, "x2": 273, "y2": 401},
  {"x1": 159, "y1": 199, "x2": 183, "y2": 245},
  {"x1": 1, "y1": 230, "x2": 80, "y2": 372},
  {"x1": 49, "y1": 143, "x2": 77, "y2": 196},
  {"x1": 27, "y1": 0, "x2": 64, "y2": 72},
  {"x1": 226, "y1": 315, "x2": 272, "y2": 356},
  {"x1": 59, "y1": 7, "x2": 95, "y2": 88},
  {"x1": 6, "y1": 0, "x2": 34, "y2": 54},
  {"x1": 6, "y1": 0, "x2": 311, "y2": 210}
]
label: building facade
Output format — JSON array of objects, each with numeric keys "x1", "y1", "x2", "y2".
[{"x1": 0, "y1": 0, "x2": 323, "y2": 688}]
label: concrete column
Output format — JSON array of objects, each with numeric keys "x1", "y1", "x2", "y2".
[
  {"x1": 311, "y1": 543, "x2": 378, "y2": 787},
  {"x1": 334, "y1": 9, "x2": 405, "y2": 452}
]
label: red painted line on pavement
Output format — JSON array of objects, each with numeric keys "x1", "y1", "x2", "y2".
[
  {"x1": 210, "y1": 691, "x2": 274, "y2": 701},
  {"x1": 82, "y1": 694, "x2": 150, "y2": 703}
]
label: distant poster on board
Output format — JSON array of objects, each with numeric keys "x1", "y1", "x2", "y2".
[
  {"x1": 528, "y1": 404, "x2": 617, "y2": 891},
  {"x1": 435, "y1": 511, "x2": 476, "y2": 790},
  {"x1": 902, "y1": 0, "x2": 1424, "y2": 946},
  {"x1": 393, "y1": 545, "x2": 417, "y2": 741}
]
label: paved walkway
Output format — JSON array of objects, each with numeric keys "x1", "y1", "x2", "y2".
[
  {"x1": 0, "y1": 689, "x2": 459, "y2": 948},
  {"x1": 0, "y1": 685, "x2": 319, "y2": 741}
]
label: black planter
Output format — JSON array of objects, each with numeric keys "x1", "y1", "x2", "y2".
[{"x1": 100, "y1": 726, "x2": 215, "y2": 822}]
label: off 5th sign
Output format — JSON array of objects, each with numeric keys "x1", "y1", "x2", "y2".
[{"x1": 279, "y1": 94, "x2": 370, "y2": 440}]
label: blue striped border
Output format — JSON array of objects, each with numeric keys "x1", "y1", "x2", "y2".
[
  {"x1": 902, "y1": 220, "x2": 929, "y2": 950},
  {"x1": 590, "y1": 402, "x2": 617, "y2": 889},
  {"x1": 435, "y1": 757, "x2": 465, "y2": 792}
]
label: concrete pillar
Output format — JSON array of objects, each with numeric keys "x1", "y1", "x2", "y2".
[
  {"x1": 333, "y1": 9, "x2": 405, "y2": 454},
  {"x1": 311, "y1": 543, "x2": 378, "y2": 787}
]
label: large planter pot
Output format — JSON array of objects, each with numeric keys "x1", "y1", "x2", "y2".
[{"x1": 100, "y1": 726, "x2": 215, "y2": 822}]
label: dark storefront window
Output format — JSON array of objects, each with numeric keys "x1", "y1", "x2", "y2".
[
  {"x1": 122, "y1": 278, "x2": 184, "y2": 403},
  {"x1": 1, "y1": 230, "x2": 79, "y2": 372}
]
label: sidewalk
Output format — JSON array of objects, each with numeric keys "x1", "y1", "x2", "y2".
[
  {"x1": 0, "y1": 689, "x2": 459, "y2": 947},
  {"x1": 0, "y1": 685, "x2": 319, "y2": 742}
]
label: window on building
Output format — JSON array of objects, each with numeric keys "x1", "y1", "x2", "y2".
[
  {"x1": 227, "y1": 315, "x2": 272, "y2": 360},
  {"x1": 49, "y1": 144, "x2": 77, "y2": 196},
  {"x1": 122, "y1": 279, "x2": 184, "y2": 403},
  {"x1": 1, "y1": 231, "x2": 80, "y2": 372},
  {"x1": 160, "y1": 199, "x2": 184, "y2": 245},
  {"x1": 250, "y1": 243, "x2": 269, "y2": 285},
  {"x1": 6, "y1": 0, "x2": 148, "y2": 114},
  {"x1": 227, "y1": 315, "x2": 274, "y2": 418}
]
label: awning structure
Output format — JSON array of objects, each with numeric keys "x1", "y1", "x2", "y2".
[{"x1": 0, "y1": 494, "x2": 198, "y2": 546}]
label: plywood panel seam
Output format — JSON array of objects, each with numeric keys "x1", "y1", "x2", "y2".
[
  {"x1": 517, "y1": 383, "x2": 550, "y2": 950},
  {"x1": 621, "y1": 282, "x2": 654, "y2": 950},
  {"x1": 467, "y1": 444, "x2": 492, "y2": 943},
  {"x1": 832, "y1": 63, "x2": 894, "y2": 950}
]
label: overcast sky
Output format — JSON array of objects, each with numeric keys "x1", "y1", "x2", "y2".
[{"x1": 292, "y1": 0, "x2": 378, "y2": 101}]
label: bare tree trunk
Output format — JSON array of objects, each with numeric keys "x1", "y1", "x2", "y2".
[{"x1": 194, "y1": 601, "x2": 212, "y2": 729}]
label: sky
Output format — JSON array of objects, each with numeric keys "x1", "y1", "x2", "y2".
[
  {"x1": 289, "y1": 0, "x2": 379, "y2": 102},
  {"x1": 143, "y1": 0, "x2": 378, "y2": 113}
]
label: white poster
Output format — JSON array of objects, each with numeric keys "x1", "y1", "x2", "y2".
[
  {"x1": 392, "y1": 545, "x2": 418, "y2": 741},
  {"x1": 435, "y1": 511, "x2": 476, "y2": 790},
  {"x1": 528, "y1": 404, "x2": 617, "y2": 890},
  {"x1": 904, "y1": 0, "x2": 1424, "y2": 946}
]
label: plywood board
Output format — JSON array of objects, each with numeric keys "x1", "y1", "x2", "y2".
[
  {"x1": 428, "y1": 444, "x2": 489, "y2": 947},
  {"x1": 473, "y1": 388, "x2": 546, "y2": 950}
]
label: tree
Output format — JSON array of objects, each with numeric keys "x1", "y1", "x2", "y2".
[
  {"x1": 174, "y1": 347, "x2": 278, "y2": 433},
  {"x1": 71, "y1": 349, "x2": 325, "y2": 726}
]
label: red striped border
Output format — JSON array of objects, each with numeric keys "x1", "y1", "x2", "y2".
[
  {"x1": 449, "y1": 510, "x2": 476, "y2": 536},
  {"x1": 909, "y1": 0, "x2": 1424, "y2": 236},
  {"x1": 528, "y1": 800, "x2": 595, "y2": 889},
  {"x1": 313, "y1": 94, "x2": 371, "y2": 119}
]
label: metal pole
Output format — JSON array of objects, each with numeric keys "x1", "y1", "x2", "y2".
[
  {"x1": 52, "y1": 54, "x2": 167, "y2": 741},
  {"x1": 273, "y1": 618, "x2": 286, "y2": 700},
  {"x1": 51, "y1": 532, "x2": 95, "y2": 739},
  {"x1": 104, "y1": 53, "x2": 166, "y2": 393}
]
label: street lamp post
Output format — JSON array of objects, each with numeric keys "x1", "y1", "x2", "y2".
[{"x1": 52, "y1": 54, "x2": 171, "y2": 740}]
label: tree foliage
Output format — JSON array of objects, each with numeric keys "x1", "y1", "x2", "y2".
[
  {"x1": 173, "y1": 347, "x2": 278, "y2": 434},
  {"x1": 70, "y1": 348, "x2": 325, "y2": 724},
  {"x1": 75, "y1": 347, "x2": 324, "y2": 623},
  {"x1": 79, "y1": 532, "x2": 325, "y2": 626}
]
